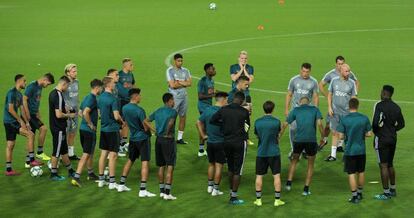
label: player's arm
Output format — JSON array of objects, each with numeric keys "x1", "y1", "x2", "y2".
[
  {"x1": 327, "y1": 92, "x2": 333, "y2": 116},
  {"x1": 113, "y1": 110, "x2": 125, "y2": 127},
  {"x1": 55, "y1": 108, "x2": 76, "y2": 119},
  {"x1": 317, "y1": 118, "x2": 324, "y2": 138},
  {"x1": 318, "y1": 80, "x2": 328, "y2": 97},
  {"x1": 22, "y1": 95, "x2": 31, "y2": 121},
  {"x1": 82, "y1": 107, "x2": 96, "y2": 131},
  {"x1": 196, "y1": 121, "x2": 207, "y2": 140},
  {"x1": 178, "y1": 77, "x2": 192, "y2": 87},
  {"x1": 396, "y1": 110, "x2": 405, "y2": 131},
  {"x1": 284, "y1": 91, "x2": 293, "y2": 117},
  {"x1": 312, "y1": 91, "x2": 319, "y2": 107},
  {"x1": 164, "y1": 116, "x2": 176, "y2": 138},
  {"x1": 355, "y1": 80, "x2": 360, "y2": 93},
  {"x1": 279, "y1": 121, "x2": 289, "y2": 140},
  {"x1": 371, "y1": 103, "x2": 381, "y2": 134},
  {"x1": 143, "y1": 119, "x2": 155, "y2": 133},
  {"x1": 19, "y1": 104, "x2": 32, "y2": 131},
  {"x1": 8, "y1": 103, "x2": 25, "y2": 127},
  {"x1": 230, "y1": 64, "x2": 244, "y2": 81}
]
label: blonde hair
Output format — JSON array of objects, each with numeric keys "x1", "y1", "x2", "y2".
[
  {"x1": 64, "y1": 63, "x2": 77, "y2": 75},
  {"x1": 239, "y1": 50, "x2": 248, "y2": 56}
]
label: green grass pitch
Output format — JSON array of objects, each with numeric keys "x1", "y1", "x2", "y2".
[{"x1": 0, "y1": 0, "x2": 413, "y2": 217}]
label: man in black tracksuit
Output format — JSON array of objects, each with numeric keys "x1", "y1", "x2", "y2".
[
  {"x1": 372, "y1": 85, "x2": 405, "y2": 200},
  {"x1": 210, "y1": 91, "x2": 250, "y2": 205}
]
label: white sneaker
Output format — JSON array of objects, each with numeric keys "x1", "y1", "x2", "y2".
[
  {"x1": 285, "y1": 185, "x2": 292, "y2": 191},
  {"x1": 139, "y1": 190, "x2": 156, "y2": 197},
  {"x1": 118, "y1": 150, "x2": 127, "y2": 157},
  {"x1": 117, "y1": 184, "x2": 131, "y2": 192},
  {"x1": 123, "y1": 143, "x2": 129, "y2": 152},
  {"x1": 211, "y1": 189, "x2": 224, "y2": 196},
  {"x1": 198, "y1": 150, "x2": 207, "y2": 157},
  {"x1": 163, "y1": 194, "x2": 177, "y2": 200},
  {"x1": 98, "y1": 180, "x2": 108, "y2": 188},
  {"x1": 207, "y1": 186, "x2": 213, "y2": 193},
  {"x1": 108, "y1": 183, "x2": 119, "y2": 190},
  {"x1": 160, "y1": 193, "x2": 165, "y2": 198}
]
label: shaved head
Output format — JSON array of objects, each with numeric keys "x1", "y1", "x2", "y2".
[{"x1": 340, "y1": 64, "x2": 351, "y2": 79}]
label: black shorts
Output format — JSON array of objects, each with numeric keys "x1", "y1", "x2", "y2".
[
  {"x1": 155, "y1": 137, "x2": 176, "y2": 166},
  {"x1": 4, "y1": 122, "x2": 20, "y2": 141},
  {"x1": 29, "y1": 115, "x2": 44, "y2": 133},
  {"x1": 293, "y1": 142, "x2": 317, "y2": 156},
  {"x1": 52, "y1": 130, "x2": 68, "y2": 157},
  {"x1": 344, "y1": 155, "x2": 366, "y2": 174},
  {"x1": 129, "y1": 139, "x2": 151, "y2": 162},
  {"x1": 80, "y1": 130, "x2": 96, "y2": 155},
  {"x1": 224, "y1": 141, "x2": 247, "y2": 175},
  {"x1": 207, "y1": 142, "x2": 226, "y2": 164},
  {"x1": 374, "y1": 136, "x2": 396, "y2": 167},
  {"x1": 99, "y1": 131, "x2": 120, "y2": 152},
  {"x1": 256, "y1": 156, "x2": 281, "y2": 175}
]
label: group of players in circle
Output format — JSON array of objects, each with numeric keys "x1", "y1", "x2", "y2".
[{"x1": 3, "y1": 52, "x2": 405, "y2": 206}]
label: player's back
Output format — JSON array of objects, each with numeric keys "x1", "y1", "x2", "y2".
[
  {"x1": 339, "y1": 112, "x2": 371, "y2": 156},
  {"x1": 98, "y1": 91, "x2": 119, "y2": 132},
  {"x1": 254, "y1": 115, "x2": 281, "y2": 157}
]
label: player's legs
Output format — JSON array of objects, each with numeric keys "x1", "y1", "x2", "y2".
[
  {"x1": 61, "y1": 153, "x2": 74, "y2": 177},
  {"x1": 176, "y1": 97, "x2": 188, "y2": 144},
  {"x1": 20, "y1": 127, "x2": 42, "y2": 167},
  {"x1": 212, "y1": 163, "x2": 223, "y2": 195},
  {"x1": 303, "y1": 155, "x2": 315, "y2": 195},
  {"x1": 163, "y1": 165, "x2": 175, "y2": 199},
  {"x1": 388, "y1": 145, "x2": 397, "y2": 196},
  {"x1": 273, "y1": 172, "x2": 285, "y2": 206},
  {"x1": 348, "y1": 173, "x2": 358, "y2": 202},
  {"x1": 286, "y1": 153, "x2": 300, "y2": 190},
  {"x1": 207, "y1": 162, "x2": 215, "y2": 193},
  {"x1": 108, "y1": 151, "x2": 118, "y2": 186},
  {"x1": 35, "y1": 124, "x2": 49, "y2": 160},
  {"x1": 67, "y1": 121, "x2": 79, "y2": 160},
  {"x1": 254, "y1": 175, "x2": 263, "y2": 206},
  {"x1": 177, "y1": 115, "x2": 186, "y2": 140},
  {"x1": 5, "y1": 140, "x2": 20, "y2": 175},
  {"x1": 98, "y1": 149, "x2": 109, "y2": 187},
  {"x1": 138, "y1": 160, "x2": 156, "y2": 197},
  {"x1": 72, "y1": 153, "x2": 90, "y2": 186},
  {"x1": 288, "y1": 121, "x2": 296, "y2": 157}
]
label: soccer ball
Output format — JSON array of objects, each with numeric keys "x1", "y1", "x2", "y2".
[
  {"x1": 30, "y1": 166, "x2": 43, "y2": 177},
  {"x1": 209, "y1": 2, "x2": 217, "y2": 10}
]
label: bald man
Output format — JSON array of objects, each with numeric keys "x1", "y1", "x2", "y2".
[{"x1": 325, "y1": 64, "x2": 358, "y2": 161}]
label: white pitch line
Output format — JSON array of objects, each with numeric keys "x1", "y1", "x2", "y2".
[{"x1": 164, "y1": 27, "x2": 414, "y2": 105}]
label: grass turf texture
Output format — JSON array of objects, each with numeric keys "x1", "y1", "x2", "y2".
[{"x1": 0, "y1": 0, "x2": 413, "y2": 217}]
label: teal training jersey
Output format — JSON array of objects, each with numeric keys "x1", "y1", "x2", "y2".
[
  {"x1": 3, "y1": 87, "x2": 22, "y2": 124},
  {"x1": 122, "y1": 103, "x2": 149, "y2": 142},
  {"x1": 287, "y1": 104, "x2": 322, "y2": 142},
  {"x1": 199, "y1": 105, "x2": 224, "y2": 143},
  {"x1": 197, "y1": 76, "x2": 214, "y2": 113},
  {"x1": 79, "y1": 93, "x2": 98, "y2": 133},
  {"x1": 116, "y1": 70, "x2": 135, "y2": 101},
  {"x1": 98, "y1": 91, "x2": 120, "y2": 132},
  {"x1": 254, "y1": 115, "x2": 281, "y2": 157},
  {"x1": 24, "y1": 81, "x2": 42, "y2": 114},
  {"x1": 337, "y1": 112, "x2": 372, "y2": 156},
  {"x1": 148, "y1": 106, "x2": 177, "y2": 137}
]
